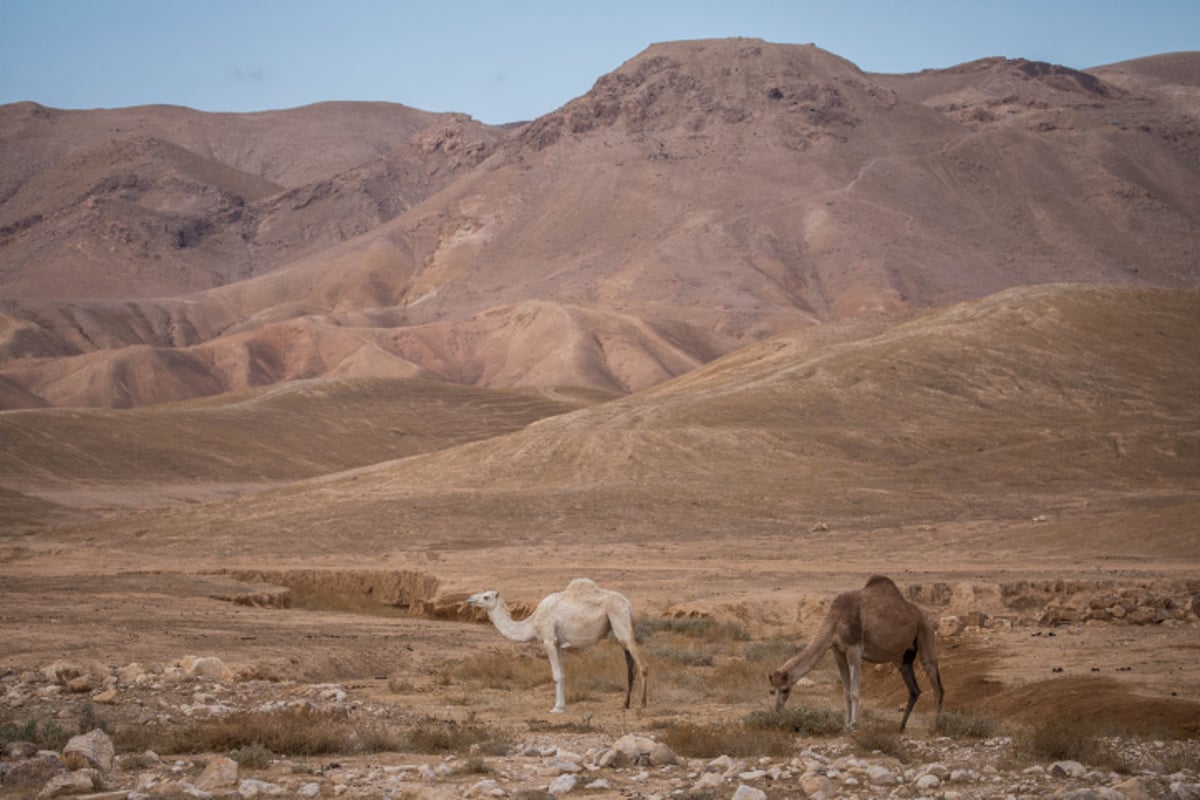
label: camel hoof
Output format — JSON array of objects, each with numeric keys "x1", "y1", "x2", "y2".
[{"x1": 550, "y1": 707, "x2": 565, "y2": 714}]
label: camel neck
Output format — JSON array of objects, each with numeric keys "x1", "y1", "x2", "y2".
[{"x1": 488, "y1": 602, "x2": 537, "y2": 642}]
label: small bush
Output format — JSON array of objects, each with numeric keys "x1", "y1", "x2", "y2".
[
  {"x1": 852, "y1": 723, "x2": 912, "y2": 762},
  {"x1": 403, "y1": 716, "x2": 511, "y2": 756},
  {"x1": 660, "y1": 721, "x2": 794, "y2": 759},
  {"x1": 444, "y1": 650, "x2": 548, "y2": 690},
  {"x1": 0, "y1": 718, "x2": 69, "y2": 751},
  {"x1": 168, "y1": 706, "x2": 399, "y2": 756},
  {"x1": 744, "y1": 707, "x2": 844, "y2": 736},
  {"x1": 650, "y1": 643, "x2": 715, "y2": 667},
  {"x1": 935, "y1": 709, "x2": 1001, "y2": 739},
  {"x1": 77, "y1": 704, "x2": 108, "y2": 734},
  {"x1": 1025, "y1": 715, "x2": 1098, "y2": 763},
  {"x1": 229, "y1": 743, "x2": 274, "y2": 769},
  {"x1": 638, "y1": 616, "x2": 749, "y2": 642}
]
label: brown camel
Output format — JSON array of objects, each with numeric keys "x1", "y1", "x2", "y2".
[{"x1": 767, "y1": 574, "x2": 943, "y2": 731}]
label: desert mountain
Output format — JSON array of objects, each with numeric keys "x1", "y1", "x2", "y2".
[{"x1": 1, "y1": 39, "x2": 1198, "y2": 408}]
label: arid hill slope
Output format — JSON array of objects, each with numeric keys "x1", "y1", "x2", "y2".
[
  {"x1": 1, "y1": 41, "x2": 1198, "y2": 409},
  {"x1": 10, "y1": 284, "x2": 1196, "y2": 572}
]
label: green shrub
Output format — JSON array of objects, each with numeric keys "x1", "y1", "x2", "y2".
[
  {"x1": 934, "y1": 709, "x2": 1001, "y2": 739},
  {"x1": 659, "y1": 721, "x2": 794, "y2": 759},
  {"x1": 744, "y1": 707, "x2": 844, "y2": 736}
]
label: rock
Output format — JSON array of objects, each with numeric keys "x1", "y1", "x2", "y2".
[
  {"x1": 648, "y1": 741, "x2": 677, "y2": 766},
  {"x1": 915, "y1": 772, "x2": 941, "y2": 790},
  {"x1": 66, "y1": 675, "x2": 98, "y2": 693},
  {"x1": 91, "y1": 687, "x2": 118, "y2": 704},
  {"x1": 5, "y1": 740, "x2": 38, "y2": 758},
  {"x1": 799, "y1": 771, "x2": 835, "y2": 797},
  {"x1": 732, "y1": 785, "x2": 767, "y2": 800},
  {"x1": 692, "y1": 772, "x2": 724, "y2": 791},
  {"x1": 606, "y1": 734, "x2": 657, "y2": 767},
  {"x1": 178, "y1": 656, "x2": 232, "y2": 680},
  {"x1": 1113, "y1": 776, "x2": 1155, "y2": 800},
  {"x1": 238, "y1": 777, "x2": 286, "y2": 797},
  {"x1": 62, "y1": 729, "x2": 114, "y2": 772},
  {"x1": 195, "y1": 755, "x2": 239, "y2": 790},
  {"x1": 547, "y1": 773, "x2": 577, "y2": 795},
  {"x1": 116, "y1": 663, "x2": 148, "y2": 685},
  {"x1": 466, "y1": 778, "x2": 502, "y2": 797},
  {"x1": 41, "y1": 661, "x2": 85, "y2": 686},
  {"x1": 1050, "y1": 760, "x2": 1087, "y2": 778},
  {"x1": 938, "y1": 615, "x2": 964, "y2": 636},
  {"x1": 33, "y1": 769, "x2": 100, "y2": 798},
  {"x1": 1170, "y1": 782, "x2": 1200, "y2": 800},
  {"x1": 866, "y1": 764, "x2": 899, "y2": 785},
  {"x1": 1, "y1": 753, "x2": 64, "y2": 787}
]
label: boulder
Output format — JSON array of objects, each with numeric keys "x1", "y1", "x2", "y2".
[
  {"x1": 61, "y1": 729, "x2": 114, "y2": 773},
  {"x1": 196, "y1": 755, "x2": 239, "y2": 790}
]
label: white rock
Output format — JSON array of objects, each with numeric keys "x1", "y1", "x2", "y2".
[
  {"x1": 238, "y1": 777, "x2": 286, "y2": 797},
  {"x1": 800, "y1": 771, "x2": 835, "y2": 797},
  {"x1": 466, "y1": 778, "x2": 501, "y2": 797},
  {"x1": 866, "y1": 764, "x2": 899, "y2": 785},
  {"x1": 1050, "y1": 760, "x2": 1087, "y2": 778},
  {"x1": 732, "y1": 785, "x2": 768, "y2": 800},
  {"x1": 62, "y1": 728, "x2": 114, "y2": 772},
  {"x1": 33, "y1": 770, "x2": 99, "y2": 798},
  {"x1": 179, "y1": 656, "x2": 231, "y2": 681},
  {"x1": 548, "y1": 773, "x2": 577, "y2": 795},
  {"x1": 915, "y1": 773, "x2": 941, "y2": 790}
]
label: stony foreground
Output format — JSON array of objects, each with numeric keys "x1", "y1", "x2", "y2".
[{"x1": 3, "y1": 656, "x2": 1199, "y2": 800}]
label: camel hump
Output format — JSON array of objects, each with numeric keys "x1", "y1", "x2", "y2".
[
  {"x1": 864, "y1": 574, "x2": 901, "y2": 592},
  {"x1": 562, "y1": 578, "x2": 608, "y2": 599},
  {"x1": 565, "y1": 578, "x2": 600, "y2": 592}
]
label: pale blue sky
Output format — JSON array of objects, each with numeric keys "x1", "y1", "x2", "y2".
[{"x1": 1, "y1": 0, "x2": 1196, "y2": 125}]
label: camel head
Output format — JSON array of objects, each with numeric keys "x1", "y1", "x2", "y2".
[
  {"x1": 767, "y1": 669, "x2": 792, "y2": 711},
  {"x1": 467, "y1": 590, "x2": 501, "y2": 612}
]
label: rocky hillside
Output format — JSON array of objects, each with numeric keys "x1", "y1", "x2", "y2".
[{"x1": 1, "y1": 41, "x2": 1197, "y2": 408}]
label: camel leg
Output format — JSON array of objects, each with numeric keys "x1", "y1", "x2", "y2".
[
  {"x1": 543, "y1": 640, "x2": 567, "y2": 713},
  {"x1": 898, "y1": 647, "x2": 922, "y2": 732},
  {"x1": 610, "y1": 614, "x2": 648, "y2": 708},
  {"x1": 920, "y1": 645, "x2": 944, "y2": 724},
  {"x1": 847, "y1": 644, "x2": 864, "y2": 728},
  {"x1": 622, "y1": 649, "x2": 635, "y2": 708},
  {"x1": 832, "y1": 648, "x2": 854, "y2": 729}
]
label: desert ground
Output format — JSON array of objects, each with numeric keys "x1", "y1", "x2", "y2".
[{"x1": 3, "y1": 372, "x2": 1199, "y2": 797}]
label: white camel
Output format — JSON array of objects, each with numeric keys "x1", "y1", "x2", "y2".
[{"x1": 467, "y1": 578, "x2": 649, "y2": 713}]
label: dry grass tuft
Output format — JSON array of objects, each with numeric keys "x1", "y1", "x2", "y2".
[
  {"x1": 851, "y1": 722, "x2": 912, "y2": 762},
  {"x1": 402, "y1": 716, "x2": 512, "y2": 756},
  {"x1": 443, "y1": 649, "x2": 549, "y2": 690},
  {"x1": 744, "y1": 707, "x2": 845, "y2": 737},
  {"x1": 164, "y1": 706, "x2": 401, "y2": 756},
  {"x1": 934, "y1": 709, "x2": 1001, "y2": 740},
  {"x1": 638, "y1": 615, "x2": 750, "y2": 642}
]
